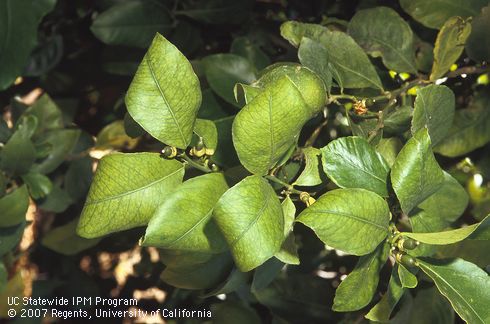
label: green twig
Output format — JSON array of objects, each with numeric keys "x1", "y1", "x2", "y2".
[
  {"x1": 265, "y1": 175, "x2": 303, "y2": 194},
  {"x1": 181, "y1": 155, "x2": 212, "y2": 173}
]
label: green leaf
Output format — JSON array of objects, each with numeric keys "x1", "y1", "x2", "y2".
[
  {"x1": 275, "y1": 197, "x2": 299, "y2": 265},
  {"x1": 365, "y1": 265, "x2": 405, "y2": 322},
  {"x1": 125, "y1": 34, "x2": 201, "y2": 149},
  {"x1": 411, "y1": 85, "x2": 455, "y2": 146},
  {"x1": 391, "y1": 128, "x2": 445, "y2": 214},
  {"x1": 213, "y1": 116, "x2": 240, "y2": 167},
  {"x1": 32, "y1": 129, "x2": 81, "y2": 174},
  {"x1": 0, "y1": 222, "x2": 25, "y2": 257},
  {"x1": 202, "y1": 268, "x2": 250, "y2": 297},
  {"x1": 42, "y1": 219, "x2": 101, "y2": 255},
  {"x1": 376, "y1": 137, "x2": 403, "y2": 167},
  {"x1": 407, "y1": 287, "x2": 455, "y2": 324},
  {"x1": 280, "y1": 21, "x2": 329, "y2": 48},
  {"x1": 77, "y1": 153, "x2": 184, "y2": 238},
  {"x1": 295, "y1": 147, "x2": 326, "y2": 187},
  {"x1": 466, "y1": 5, "x2": 490, "y2": 62},
  {"x1": 143, "y1": 173, "x2": 228, "y2": 253},
  {"x1": 434, "y1": 93, "x2": 490, "y2": 157},
  {"x1": 254, "y1": 64, "x2": 327, "y2": 113},
  {"x1": 403, "y1": 215, "x2": 489, "y2": 245},
  {"x1": 213, "y1": 175, "x2": 284, "y2": 272},
  {"x1": 280, "y1": 22, "x2": 383, "y2": 90},
  {"x1": 321, "y1": 136, "x2": 390, "y2": 196},
  {"x1": 64, "y1": 157, "x2": 93, "y2": 201},
  {"x1": 21, "y1": 172, "x2": 52, "y2": 199},
  {"x1": 193, "y1": 119, "x2": 218, "y2": 151},
  {"x1": 0, "y1": 185, "x2": 29, "y2": 227},
  {"x1": 161, "y1": 252, "x2": 233, "y2": 290},
  {"x1": 202, "y1": 54, "x2": 256, "y2": 107},
  {"x1": 231, "y1": 36, "x2": 270, "y2": 71},
  {"x1": 252, "y1": 258, "x2": 285, "y2": 292},
  {"x1": 399, "y1": 0, "x2": 488, "y2": 29},
  {"x1": 23, "y1": 94, "x2": 63, "y2": 138},
  {"x1": 417, "y1": 258, "x2": 490, "y2": 323},
  {"x1": 333, "y1": 243, "x2": 389, "y2": 312},
  {"x1": 297, "y1": 188, "x2": 390, "y2": 256},
  {"x1": 234, "y1": 83, "x2": 262, "y2": 105},
  {"x1": 123, "y1": 112, "x2": 145, "y2": 138},
  {"x1": 39, "y1": 185, "x2": 73, "y2": 213},
  {"x1": 0, "y1": 128, "x2": 36, "y2": 175},
  {"x1": 232, "y1": 76, "x2": 319, "y2": 175},
  {"x1": 409, "y1": 171, "x2": 468, "y2": 229},
  {"x1": 298, "y1": 37, "x2": 332, "y2": 92},
  {"x1": 384, "y1": 105, "x2": 413, "y2": 135},
  {"x1": 176, "y1": 0, "x2": 254, "y2": 25},
  {"x1": 348, "y1": 7, "x2": 417, "y2": 73},
  {"x1": 430, "y1": 17, "x2": 472, "y2": 81},
  {"x1": 0, "y1": 0, "x2": 55, "y2": 89},
  {"x1": 211, "y1": 301, "x2": 261, "y2": 324},
  {"x1": 91, "y1": 0, "x2": 172, "y2": 48},
  {"x1": 398, "y1": 263, "x2": 418, "y2": 288}
]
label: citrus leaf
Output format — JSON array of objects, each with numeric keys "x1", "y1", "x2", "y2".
[
  {"x1": 348, "y1": 6, "x2": 417, "y2": 73},
  {"x1": 333, "y1": 242, "x2": 389, "y2": 311},
  {"x1": 232, "y1": 75, "x2": 322, "y2": 175},
  {"x1": 275, "y1": 196, "x2": 299, "y2": 265},
  {"x1": 365, "y1": 265, "x2": 405, "y2": 322},
  {"x1": 31, "y1": 129, "x2": 81, "y2": 174},
  {"x1": 280, "y1": 21, "x2": 383, "y2": 90},
  {"x1": 399, "y1": 0, "x2": 488, "y2": 29},
  {"x1": 213, "y1": 175, "x2": 284, "y2": 272},
  {"x1": 411, "y1": 84, "x2": 455, "y2": 146},
  {"x1": 398, "y1": 263, "x2": 418, "y2": 288},
  {"x1": 143, "y1": 173, "x2": 228, "y2": 253},
  {"x1": 77, "y1": 153, "x2": 184, "y2": 238},
  {"x1": 321, "y1": 136, "x2": 390, "y2": 197},
  {"x1": 391, "y1": 128, "x2": 445, "y2": 214},
  {"x1": 0, "y1": 128, "x2": 36, "y2": 175},
  {"x1": 193, "y1": 118, "x2": 218, "y2": 151},
  {"x1": 430, "y1": 17, "x2": 472, "y2": 81},
  {"x1": 297, "y1": 188, "x2": 390, "y2": 256},
  {"x1": 126, "y1": 34, "x2": 201, "y2": 149},
  {"x1": 42, "y1": 219, "x2": 101, "y2": 255},
  {"x1": 298, "y1": 37, "x2": 333, "y2": 92},
  {"x1": 417, "y1": 258, "x2": 490, "y2": 323},
  {"x1": 202, "y1": 54, "x2": 256, "y2": 107},
  {"x1": 434, "y1": 93, "x2": 490, "y2": 157},
  {"x1": 403, "y1": 215, "x2": 490, "y2": 245},
  {"x1": 295, "y1": 147, "x2": 326, "y2": 187},
  {"x1": 466, "y1": 5, "x2": 490, "y2": 62},
  {"x1": 91, "y1": 0, "x2": 173, "y2": 48},
  {"x1": 0, "y1": 185, "x2": 29, "y2": 227},
  {"x1": 161, "y1": 251, "x2": 233, "y2": 290}
]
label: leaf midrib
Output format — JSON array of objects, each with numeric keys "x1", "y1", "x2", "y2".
[
  {"x1": 146, "y1": 53, "x2": 186, "y2": 145},
  {"x1": 85, "y1": 166, "x2": 183, "y2": 205},
  {"x1": 420, "y1": 262, "x2": 484, "y2": 323},
  {"x1": 312, "y1": 209, "x2": 387, "y2": 230},
  {"x1": 230, "y1": 186, "x2": 273, "y2": 248}
]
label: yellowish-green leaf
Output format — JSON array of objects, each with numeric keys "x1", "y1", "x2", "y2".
[
  {"x1": 297, "y1": 188, "x2": 390, "y2": 256},
  {"x1": 348, "y1": 6, "x2": 417, "y2": 73},
  {"x1": 430, "y1": 17, "x2": 472, "y2": 81},
  {"x1": 126, "y1": 34, "x2": 201, "y2": 148},
  {"x1": 417, "y1": 258, "x2": 490, "y2": 324},
  {"x1": 213, "y1": 175, "x2": 284, "y2": 272},
  {"x1": 403, "y1": 215, "x2": 490, "y2": 245},
  {"x1": 77, "y1": 153, "x2": 184, "y2": 238},
  {"x1": 143, "y1": 173, "x2": 228, "y2": 253}
]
